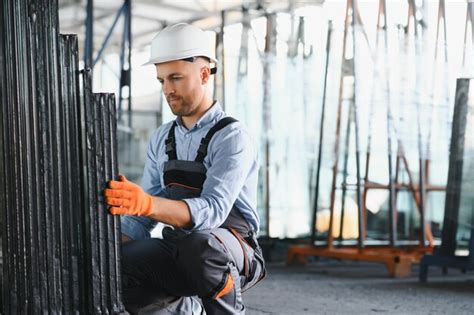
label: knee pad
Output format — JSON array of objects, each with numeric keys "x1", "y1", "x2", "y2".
[{"x1": 175, "y1": 231, "x2": 236, "y2": 299}]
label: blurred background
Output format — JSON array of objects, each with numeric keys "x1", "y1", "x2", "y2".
[{"x1": 57, "y1": 0, "x2": 473, "y2": 250}]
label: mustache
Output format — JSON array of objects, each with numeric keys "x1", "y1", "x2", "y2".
[{"x1": 167, "y1": 96, "x2": 180, "y2": 102}]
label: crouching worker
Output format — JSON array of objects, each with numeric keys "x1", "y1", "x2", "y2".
[{"x1": 104, "y1": 23, "x2": 266, "y2": 315}]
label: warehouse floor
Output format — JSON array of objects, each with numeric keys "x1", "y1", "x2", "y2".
[{"x1": 244, "y1": 260, "x2": 474, "y2": 315}]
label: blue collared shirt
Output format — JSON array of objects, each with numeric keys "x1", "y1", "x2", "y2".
[{"x1": 121, "y1": 102, "x2": 260, "y2": 240}]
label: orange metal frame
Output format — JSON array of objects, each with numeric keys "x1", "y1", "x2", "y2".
[{"x1": 288, "y1": 245, "x2": 432, "y2": 278}]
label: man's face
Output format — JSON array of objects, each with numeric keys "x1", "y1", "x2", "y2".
[{"x1": 155, "y1": 59, "x2": 208, "y2": 117}]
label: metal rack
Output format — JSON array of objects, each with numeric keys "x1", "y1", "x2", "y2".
[{"x1": 287, "y1": 0, "x2": 456, "y2": 277}]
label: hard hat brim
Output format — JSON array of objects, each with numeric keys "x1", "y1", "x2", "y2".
[{"x1": 142, "y1": 55, "x2": 218, "y2": 66}]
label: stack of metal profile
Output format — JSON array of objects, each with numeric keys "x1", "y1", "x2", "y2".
[{"x1": 0, "y1": 0, "x2": 123, "y2": 313}]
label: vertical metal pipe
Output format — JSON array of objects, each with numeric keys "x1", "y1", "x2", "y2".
[
  {"x1": 214, "y1": 10, "x2": 226, "y2": 106},
  {"x1": 84, "y1": 0, "x2": 94, "y2": 68},
  {"x1": 126, "y1": 0, "x2": 132, "y2": 127},
  {"x1": 118, "y1": 0, "x2": 132, "y2": 124}
]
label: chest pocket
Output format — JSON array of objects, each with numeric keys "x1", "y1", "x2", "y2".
[{"x1": 162, "y1": 117, "x2": 238, "y2": 201}]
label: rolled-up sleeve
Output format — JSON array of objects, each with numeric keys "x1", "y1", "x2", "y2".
[
  {"x1": 183, "y1": 125, "x2": 257, "y2": 230},
  {"x1": 141, "y1": 128, "x2": 164, "y2": 196}
]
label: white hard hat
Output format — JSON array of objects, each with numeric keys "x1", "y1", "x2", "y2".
[{"x1": 144, "y1": 23, "x2": 218, "y2": 66}]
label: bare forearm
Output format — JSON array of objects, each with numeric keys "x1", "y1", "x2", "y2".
[{"x1": 148, "y1": 196, "x2": 193, "y2": 229}]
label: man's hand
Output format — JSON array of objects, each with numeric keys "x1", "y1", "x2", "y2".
[{"x1": 104, "y1": 175, "x2": 154, "y2": 216}]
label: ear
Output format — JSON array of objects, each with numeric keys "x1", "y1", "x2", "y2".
[{"x1": 200, "y1": 66, "x2": 211, "y2": 85}]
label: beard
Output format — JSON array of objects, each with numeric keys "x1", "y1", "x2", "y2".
[{"x1": 167, "y1": 96, "x2": 193, "y2": 116}]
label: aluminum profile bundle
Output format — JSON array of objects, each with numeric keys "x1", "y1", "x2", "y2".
[{"x1": 0, "y1": 0, "x2": 123, "y2": 313}]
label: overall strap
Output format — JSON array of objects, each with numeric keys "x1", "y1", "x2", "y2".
[
  {"x1": 165, "y1": 121, "x2": 178, "y2": 160},
  {"x1": 195, "y1": 117, "x2": 238, "y2": 163}
]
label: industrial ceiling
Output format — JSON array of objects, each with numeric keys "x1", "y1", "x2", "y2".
[{"x1": 58, "y1": 0, "x2": 323, "y2": 55}]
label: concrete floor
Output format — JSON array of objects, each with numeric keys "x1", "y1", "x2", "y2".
[{"x1": 244, "y1": 260, "x2": 474, "y2": 315}]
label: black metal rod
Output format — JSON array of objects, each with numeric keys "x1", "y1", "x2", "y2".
[{"x1": 84, "y1": 0, "x2": 94, "y2": 68}]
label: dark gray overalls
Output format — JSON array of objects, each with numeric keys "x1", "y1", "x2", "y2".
[{"x1": 121, "y1": 117, "x2": 266, "y2": 314}]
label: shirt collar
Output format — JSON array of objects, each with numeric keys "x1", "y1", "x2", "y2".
[{"x1": 175, "y1": 101, "x2": 223, "y2": 130}]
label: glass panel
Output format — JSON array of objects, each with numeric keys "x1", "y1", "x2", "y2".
[{"x1": 455, "y1": 81, "x2": 474, "y2": 254}]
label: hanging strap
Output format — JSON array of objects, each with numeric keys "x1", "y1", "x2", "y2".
[
  {"x1": 165, "y1": 121, "x2": 178, "y2": 160},
  {"x1": 195, "y1": 117, "x2": 238, "y2": 163}
]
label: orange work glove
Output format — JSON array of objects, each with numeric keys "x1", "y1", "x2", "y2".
[{"x1": 104, "y1": 175, "x2": 154, "y2": 216}]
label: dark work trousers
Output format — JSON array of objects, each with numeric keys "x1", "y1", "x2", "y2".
[{"x1": 121, "y1": 228, "x2": 254, "y2": 314}]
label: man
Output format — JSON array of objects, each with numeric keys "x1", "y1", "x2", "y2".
[{"x1": 104, "y1": 23, "x2": 265, "y2": 314}]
